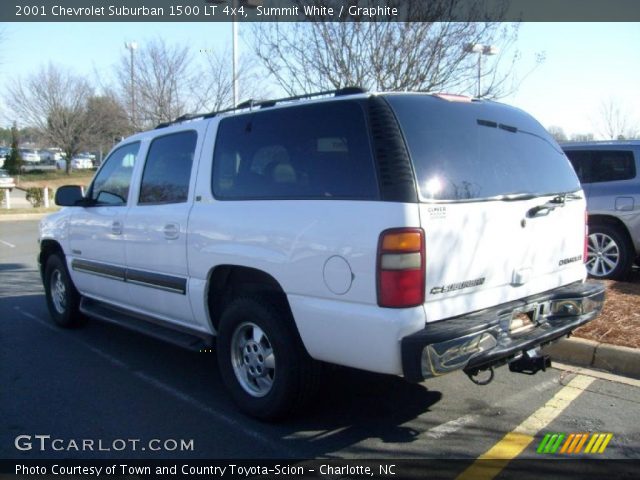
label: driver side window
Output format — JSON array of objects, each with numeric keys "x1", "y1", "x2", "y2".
[{"x1": 90, "y1": 142, "x2": 140, "y2": 205}]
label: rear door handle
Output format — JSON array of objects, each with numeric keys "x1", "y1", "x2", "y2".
[
  {"x1": 163, "y1": 223, "x2": 180, "y2": 240},
  {"x1": 111, "y1": 220, "x2": 123, "y2": 235}
]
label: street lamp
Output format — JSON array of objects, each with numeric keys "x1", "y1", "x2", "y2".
[
  {"x1": 124, "y1": 41, "x2": 138, "y2": 128},
  {"x1": 465, "y1": 43, "x2": 499, "y2": 98},
  {"x1": 211, "y1": 0, "x2": 261, "y2": 107}
]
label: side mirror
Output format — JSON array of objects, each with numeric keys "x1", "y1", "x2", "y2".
[{"x1": 55, "y1": 185, "x2": 86, "y2": 206}]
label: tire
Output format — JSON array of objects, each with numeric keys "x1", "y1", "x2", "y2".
[
  {"x1": 43, "y1": 253, "x2": 85, "y2": 328},
  {"x1": 216, "y1": 296, "x2": 320, "y2": 421},
  {"x1": 586, "y1": 224, "x2": 633, "y2": 280}
]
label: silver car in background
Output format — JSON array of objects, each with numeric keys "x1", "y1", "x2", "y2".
[{"x1": 563, "y1": 141, "x2": 640, "y2": 279}]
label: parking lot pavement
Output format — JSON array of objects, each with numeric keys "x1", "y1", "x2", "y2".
[{"x1": 1, "y1": 220, "x2": 639, "y2": 469}]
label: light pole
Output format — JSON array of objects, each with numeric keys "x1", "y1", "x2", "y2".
[
  {"x1": 124, "y1": 41, "x2": 138, "y2": 128},
  {"x1": 465, "y1": 43, "x2": 499, "y2": 98},
  {"x1": 212, "y1": 0, "x2": 261, "y2": 107}
]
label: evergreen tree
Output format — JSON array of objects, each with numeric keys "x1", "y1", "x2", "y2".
[{"x1": 4, "y1": 123, "x2": 23, "y2": 175}]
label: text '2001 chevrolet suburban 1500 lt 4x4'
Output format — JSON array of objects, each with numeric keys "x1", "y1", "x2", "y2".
[{"x1": 39, "y1": 88, "x2": 605, "y2": 420}]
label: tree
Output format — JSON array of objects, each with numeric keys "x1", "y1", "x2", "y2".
[
  {"x1": 116, "y1": 38, "x2": 199, "y2": 130},
  {"x1": 571, "y1": 132, "x2": 595, "y2": 142},
  {"x1": 547, "y1": 126, "x2": 568, "y2": 143},
  {"x1": 5, "y1": 64, "x2": 94, "y2": 173},
  {"x1": 251, "y1": 1, "x2": 532, "y2": 98},
  {"x1": 85, "y1": 94, "x2": 131, "y2": 159},
  {"x1": 4, "y1": 123, "x2": 23, "y2": 175},
  {"x1": 596, "y1": 97, "x2": 639, "y2": 140},
  {"x1": 195, "y1": 47, "x2": 264, "y2": 111}
]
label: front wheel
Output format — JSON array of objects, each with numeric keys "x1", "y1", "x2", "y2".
[
  {"x1": 217, "y1": 296, "x2": 320, "y2": 421},
  {"x1": 43, "y1": 253, "x2": 85, "y2": 328}
]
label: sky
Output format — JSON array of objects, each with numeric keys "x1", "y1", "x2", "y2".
[{"x1": 1, "y1": 21, "x2": 639, "y2": 138}]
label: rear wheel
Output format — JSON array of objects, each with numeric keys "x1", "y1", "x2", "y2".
[
  {"x1": 586, "y1": 224, "x2": 633, "y2": 280},
  {"x1": 43, "y1": 253, "x2": 85, "y2": 328},
  {"x1": 217, "y1": 296, "x2": 320, "y2": 420}
]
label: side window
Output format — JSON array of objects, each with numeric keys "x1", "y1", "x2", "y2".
[
  {"x1": 139, "y1": 131, "x2": 198, "y2": 205},
  {"x1": 90, "y1": 142, "x2": 140, "y2": 205},
  {"x1": 565, "y1": 150, "x2": 592, "y2": 183},
  {"x1": 212, "y1": 101, "x2": 378, "y2": 200},
  {"x1": 590, "y1": 150, "x2": 635, "y2": 183}
]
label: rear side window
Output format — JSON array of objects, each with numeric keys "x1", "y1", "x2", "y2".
[
  {"x1": 139, "y1": 131, "x2": 197, "y2": 204},
  {"x1": 212, "y1": 101, "x2": 378, "y2": 200},
  {"x1": 565, "y1": 150, "x2": 636, "y2": 184},
  {"x1": 386, "y1": 95, "x2": 580, "y2": 201}
]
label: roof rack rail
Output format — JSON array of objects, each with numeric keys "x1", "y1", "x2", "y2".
[{"x1": 154, "y1": 86, "x2": 367, "y2": 129}]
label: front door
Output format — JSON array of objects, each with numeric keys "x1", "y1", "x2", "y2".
[{"x1": 68, "y1": 142, "x2": 141, "y2": 305}]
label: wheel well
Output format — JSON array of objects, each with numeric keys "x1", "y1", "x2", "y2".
[
  {"x1": 39, "y1": 240, "x2": 64, "y2": 281},
  {"x1": 207, "y1": 265, "x2": 293, "y2": 332},
  {"x1": 588, "y1": 214, "x2": 635, "y2": 251}
]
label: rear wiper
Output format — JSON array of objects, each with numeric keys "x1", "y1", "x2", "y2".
[{"x1": 527, "y1": 192, "x2": 582, "y2": 217}]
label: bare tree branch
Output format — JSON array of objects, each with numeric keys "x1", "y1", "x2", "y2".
[
  {"x1": 595, "y1": 97, "x2": 639, "y2": 140},
  {"x1": 4, "y1": 64, "x2": 94, "y2": 173},
  {"x1": 251, "y1": 1, "x2": 530, "y2": 98}
]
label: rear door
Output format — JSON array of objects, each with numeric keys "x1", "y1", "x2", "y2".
[
  {"x1": 386, "y1": 95, "x2": 586, "y2": 321},
  {"x1": 123, "y1": 127, "x2": 204, "y2": 329}
]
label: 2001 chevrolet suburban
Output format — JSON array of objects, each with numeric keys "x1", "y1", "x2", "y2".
[{"x1": 39, "y1": 88, "x2": 605, "y2": 419}]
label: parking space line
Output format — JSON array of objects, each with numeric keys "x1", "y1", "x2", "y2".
[
  {"x1": 456, "y1": 374, "x2": 595, "y2": 480},
  {"x1": 426, "y1": 414, "x2": 480, "y2": 440},
  {"x1": 0, "y1": 239, "x2": 16, "y2": 248},
  {"x1": 14, "y1": 306, "x2": 295, "y2": 457}
]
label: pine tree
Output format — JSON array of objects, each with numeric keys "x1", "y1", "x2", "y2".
[{"x1": 4, "y1": 123, "x2": 23, "y2": 175}]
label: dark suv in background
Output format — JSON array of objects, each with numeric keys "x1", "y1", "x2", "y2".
[{"x1": 563, "y1": 141, "x2": 640, "y2": 279}]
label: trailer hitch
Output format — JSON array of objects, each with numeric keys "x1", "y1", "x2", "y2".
[{"x1": 508, "y1": 351, "x2": 551, "y2": 375}]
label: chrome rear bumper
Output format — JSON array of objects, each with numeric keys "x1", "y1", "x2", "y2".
[{"x1": 401, "y1": 281, "x2": 605, "y2": 382}]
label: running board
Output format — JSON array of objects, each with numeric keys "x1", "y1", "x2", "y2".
[{"x1": 80, "y1": 297, "x2": 214, "y2": 351}]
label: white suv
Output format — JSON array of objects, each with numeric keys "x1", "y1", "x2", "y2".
[{"x1": 39, "y1": 89, "x2": 605, "y2": 419}]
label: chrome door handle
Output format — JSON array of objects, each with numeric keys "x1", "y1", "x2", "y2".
[
  {"x1": 111, "y1": 220, "x2": 123, "y2": 235},
  {"x1": 163, "y1": 223, "x2": 180, "y2": 240}
]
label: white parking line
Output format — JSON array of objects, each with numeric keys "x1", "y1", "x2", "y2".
[
  {"x1": 423, "y1": 376, "x2": 558, "y2": 441},
  {"x1": 0, "y1": 239, "x2": 16, "y2": 248},
  {"x1": 14, "y1": 306, "x2": 294, "y2": 457},
  {"x1": 426, "y1": 414, "x2": 480, "y2": 440}
]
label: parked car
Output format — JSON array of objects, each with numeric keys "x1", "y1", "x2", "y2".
[
  {"x1": 40, "y1": 88, "x2": 604, "y2": 419},
  {"x1": 0, "y1": 169, "x2": 16, "y2": 191},
  {"x1": 19, "y1": 148, "x2": 41, "y2": 163},
  {"x1": 70, "y1": 155, "x2": 94, "y2": 170},
  {"x1": 40, "y1": 148, "x2": 64, "y2": 162},
  {"x1": 563, "y1": 141, "x2": 640, "y2": 279}
]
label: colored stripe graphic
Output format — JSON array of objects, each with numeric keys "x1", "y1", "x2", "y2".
[
  {"x1": 541, "y1": 432, "x2": 614, "y2": 454},
  {"x1": 536, "y1": 434, "x2": 552, "y2": 454},
  {"x1": 549, "y1": 434, "x2": 565, "y2": 453}
]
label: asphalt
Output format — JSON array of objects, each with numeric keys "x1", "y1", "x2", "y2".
[{"x1": 1, "y1": 220, "x2": 639, "y2": 466}]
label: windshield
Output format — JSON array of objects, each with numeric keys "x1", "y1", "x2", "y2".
[{"x1": 385, "y1": 95, "x2": 581, "y2": 202}]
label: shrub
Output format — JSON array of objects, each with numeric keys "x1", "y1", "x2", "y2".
[{"x1": 25, "y1": 187, "x2": 54, "y2": 208}]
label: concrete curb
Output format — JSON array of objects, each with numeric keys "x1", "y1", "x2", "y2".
[{"x1": 544, "y1": 337, "x2": 640, "y2": 379}]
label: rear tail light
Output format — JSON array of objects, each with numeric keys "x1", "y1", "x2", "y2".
[
  {"x1": 377, "y1": 228, "x2": 425, "y2": 308},
  {"x1": 584, "y1": 211, "x2": 589, "y2": 264}
]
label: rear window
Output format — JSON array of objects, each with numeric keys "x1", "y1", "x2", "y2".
[
  {"x1": 211, "y1": 101, "x2": 378, "y2": 200},
  {"x1": 385, "y1": 95, "x2": 580, "y2": 201},
  {"x1": 564, "y1": 149, "x2": 636, "y2": 184}
]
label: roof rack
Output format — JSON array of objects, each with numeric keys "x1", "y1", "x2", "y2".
[{"x1": 154, "y1": 86, "x2": 367, "y2": 129}]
